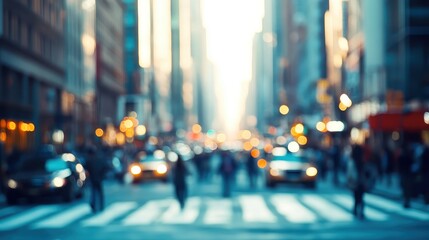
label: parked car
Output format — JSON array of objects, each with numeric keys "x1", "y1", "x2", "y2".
[
  {"x1": 266, "y1": 148, "x2": 318, "y2": 188},
  {"x1": 3, "y1": 153, "x2": 86, "y2": 205},
  {"x1": 129, "y1": 150, "x2": 170, "y2": 183}
]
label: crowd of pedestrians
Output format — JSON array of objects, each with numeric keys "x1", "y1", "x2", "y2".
[{"x1": 2, "y1": 133, "x2": 428, "y2": 218}]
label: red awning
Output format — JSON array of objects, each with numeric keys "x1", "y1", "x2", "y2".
[{"x1": 368, "y1": 110, "x2": 429, "y2": 132}]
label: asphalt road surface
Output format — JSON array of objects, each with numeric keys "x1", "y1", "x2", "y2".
[{"x1": 1, "y1": 168, "x2": 428, "y2": 240}]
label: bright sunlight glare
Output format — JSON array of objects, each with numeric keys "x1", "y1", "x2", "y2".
[{"x1": 202, "y1": 0, "x2": 264, "y2": 139}]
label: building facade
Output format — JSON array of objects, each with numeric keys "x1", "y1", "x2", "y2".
[
  {"x1": 0, "y1": 0, "x2": 66, "y2": 152},
  {"x1": 95, "y1": 0, "x2": 125, "y2": 128},
  {"x1": 344, "y1": 0, "x2": 429, "y2": 143}
]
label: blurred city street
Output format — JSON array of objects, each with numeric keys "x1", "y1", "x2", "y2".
[
  {"x1": 1, "y1": 0, "x2": 429, "y2": 239},
  {"x1": 0, "y1": 153, "x2": 429, "y2": 240}
]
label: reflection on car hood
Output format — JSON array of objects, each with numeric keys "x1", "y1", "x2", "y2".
[
  {"x1": 269, "y1": 161, "x2": 310, "y2": 170},
  {"x1": 139, "y1": 161, "x2": 166, "y2": 170}
]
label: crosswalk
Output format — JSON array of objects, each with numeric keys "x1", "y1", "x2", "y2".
[{"x1": 0, "y1": 193, "x2": 428, "y2": 231}]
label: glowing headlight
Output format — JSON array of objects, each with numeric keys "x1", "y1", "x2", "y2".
[
  {"x1": 270, "y1": 169, "x2": 280, "y2": 176},
  {"x1": 79, "y1": 172, "x2": 87, "y2": 181},
  {"x1": 76, "y1": 163, "x2": 84, "y2": 173},
  {"x1": 156, "y1": 164, "x2": 167, "y2": 174},
  {"x1": 130, "y1": 165, "x2": 142, "y2": 175},
  {"x1": 7, "y1": 179, "x2": 18, "y2": 189},
  {"x1": 306, "y1": 167, "x2": 318, "y2": 177},
  {"x1": 51, "y1": 177, "x2": 66, "y2": 188}
]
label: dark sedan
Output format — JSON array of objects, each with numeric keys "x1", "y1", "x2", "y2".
[{"x1": 3, "y1": 153, "x2": 86, "y2": 205}]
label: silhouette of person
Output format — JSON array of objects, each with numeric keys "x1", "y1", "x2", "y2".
[
  {"x1": 331, "y1": 139, "x2": 342, "y2": 186},
  {"x1": 399, "y1": 142, "x2": 414, "y2": 208},
  {"x1": 246, "y1": 150, "x2": 258, "y2": 189},
  {"x1": 219, "y1": 150, "x2": 236, "y2": 197},
  {"x1": 349, "y1": 142, "x2": 366, "y2": 219},
  {"x1": 420, "y1": 143, "x2": 429, "y2": 204},
  {"x1": 85, "y1": 146, "x2": 107, "y2": 213},
  {"x1": 173, "y1": 154, "x2": 188, "y2": 209}
]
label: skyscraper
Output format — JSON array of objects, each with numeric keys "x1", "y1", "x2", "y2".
[{"x1": 95, "y1": 0, "x2": 125, "y2": 127}]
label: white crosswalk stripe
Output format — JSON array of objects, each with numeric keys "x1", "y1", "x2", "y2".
[
  {"x1": 203, "y1": 198, "x2": 232, "y2": 224},
  {"x1": 331, "y1": 194, "x2": 388, "y2": 221},
  {"x1": 365, "y1": 194, "x2": 429, "y2": 221},
  {"x1": 0, "y1": 205, "x2": 62, "y2": 231},
  {"x1": 82, "y1": 202, "x2": 137, "y2": 226},
  {"x1": 301, "y1": 195, "x2": 354, "y2": 222},
  {"x1": 271, "y1": 194, "x2": 317, "y2": 223},
  {"x1": 0, "y1": 206, "x2": 20, "y2": 219},
  {"x1": 239, "y1": 195, "x2": 276, "y2": 223},
  {"x1": 32, "y1": 204, "x2": 92, "y2": 229},
  {"x1": 122, "y1": 199, "x2": 172, "y2": 225},
  {"x1": 160, "y1": 197, "x2": 200, "y2": 224},
  {"x1": 1, "y1": 193, "x2": 429, "y2": 230}
]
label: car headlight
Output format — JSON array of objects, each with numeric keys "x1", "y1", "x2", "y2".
[
  {"x1": 79, "y1": 172, "x2": 87, "y2": 181},
  {"x1": 156, "y1": 164, "x2": 167, "y2": 174},
  {"x1": 76, "y1": 163, "x2": 84, "y2": 173},
  {"x1": 51, "y1": 177, "x2": 66, "y2": 188},
  {"x1": 269, "y1": 168, "x2": 280, "y2": 176},
  {"x1": 130, "y1": 165, "x2": 142, "y2": 175},
  {"x1": 306, "y1": 167, "x2": 318, "y2": 177},
  {"x1": 7, "y1": 179, "x2": 18, "y2": 189}
]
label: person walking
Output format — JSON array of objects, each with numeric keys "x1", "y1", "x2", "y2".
[
  {"x1": 219, "y1": 150, "x2": 236, "y2": 197},
  {"x1": 398, "y1": 142, "x2": 414, "y2": 208},
  {"x1": 331, "y1": 139, "x2": 342, "y2": 186},
  {"x1": 173, "y1": 154, "x2": 188, "y2": 209},
  {"x1": 420, "y1": 142, "x2": 429, "y2": 205},
  {"x1": 246, "y1": 149, "x2": 258, "y2": 189},
  {"x1": 85, "y1": 146, "x2": 107, "y2": 213},
  {"x1": 347, "y1": 141, "x2": 366, "y2": 220}
]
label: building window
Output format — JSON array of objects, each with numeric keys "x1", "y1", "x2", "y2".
[
  {"x1": 44, "y1": 0, "x2": 50, "y2": 23},
  {"x1": 10, "y1": 15, "x2": 19, "y2": 42},
  {"x1": 21, "y1": 22, "x2": 28, "y2": 48},
  {"x1": 33, "y1": 31, "x2": 41, "y2": 55},
  {"x1": 3, "y1": 11, "x2": 9, "y2": 38},
  {"x1": 33, "y1": 0, "x2": 41, "y2": 15},
  {"x1": 27, "y1": 26, "x2": 33, "y2": 49}
]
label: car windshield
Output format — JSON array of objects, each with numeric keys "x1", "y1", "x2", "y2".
[
  {"x1": 272, "y1": 154, "x2": 308, "y2": 163},
  {"x1": 16, "y1": 157, "x2": 68, "y2": 172},
  {"x1": 139, "y1": 155, "x2": 164, "y2": 162}
]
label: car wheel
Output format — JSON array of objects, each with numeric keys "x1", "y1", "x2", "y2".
[
  {"x1": 6, "y1": 194, "x2": 18, "y2": 205},
  {"x1": 63, "y1": 187, "x2": 75, "y2": 202},
  {"x1": 306, "y1": 182, "x2": 316, "y2": 189},
  {"x1": 76, "y1": 190, "x2": 84, "y2": 199}
]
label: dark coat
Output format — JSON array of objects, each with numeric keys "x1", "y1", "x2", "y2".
[{"x1": 86, "y1": 151, "x2": 107, "y2": 184}]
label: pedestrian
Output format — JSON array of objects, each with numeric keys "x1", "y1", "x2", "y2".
[
  {"x1": 330, "y1": 139, "x2": 342, "y2": 186},
  {"x1": 398, "y1": 142, "x2": 413, "y2": 208},
  {"x1": 382, "y1": 145, "x2": 394, "y2": 186},
  {"x1": 246, "y1": 149, "x2": 258, "y2": 189},
  {"x1": 85, "y1": 146, "x2": 107, "y2": 213},
  {"x1": 173, "y1": 154, "x2": 188, "y2": 209},
  {"x1": 347, "y1": 141, "x2": 366, "y2": 220},
  {"x1": 420, "y1": 142, "x2": 429, "y2": 205},
  {"x1": 219, "y1": 150, "x2": 236, "y2": 197},
  {"x1": 192, "y1": 149, "x2": 204, "y2": 181}
]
